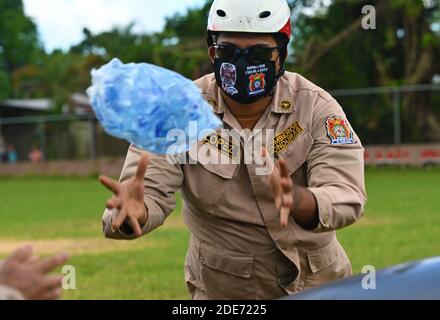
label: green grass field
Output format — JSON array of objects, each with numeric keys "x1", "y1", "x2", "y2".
[{"x1": 0, "y1": 167, "x2": 439, "y2": 299}]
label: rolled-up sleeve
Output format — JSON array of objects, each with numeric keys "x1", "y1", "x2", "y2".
[
  {"x1": 307, "y1": 99, "x2": 367, "y2": 233},
  {"x1": 102, "y1": 145, "x2": 184, "y2": 240}
]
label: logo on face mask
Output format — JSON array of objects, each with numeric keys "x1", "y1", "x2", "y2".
[
  {"x1": 215, "y1": 58, "x2": 277, "y2": 105},
  {"x1": 246, "y1": 64, "x2": 269, "y2": 96},
  {"x1": 248, "y1": 73, "x2": 266, "y2": 95},
  {"x1": 220, "y1": 63, "x2": 238, "y2": 96}
]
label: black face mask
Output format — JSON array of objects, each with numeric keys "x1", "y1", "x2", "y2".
[{"x1": 214, "y1": 57, "x2": 277, "y2": 105}]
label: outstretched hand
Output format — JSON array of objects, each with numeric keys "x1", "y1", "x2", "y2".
[
  {"x1": 99, "y1": 154, "x2": 150, "y2": 237},
  {"x1": 262, "y1": 149, "x2": 294, "y2": 228}
]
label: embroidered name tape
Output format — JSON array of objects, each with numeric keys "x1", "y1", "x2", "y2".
[
  {"x1": 273, "y1": 121, "x2": 304, "y2": 154},
  {"x1": 203, "y1": 133, "x2": 240, "y2": 159}
]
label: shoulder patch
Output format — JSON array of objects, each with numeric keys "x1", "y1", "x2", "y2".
[{"x1": 326, "y1": 117, "x2": 357, "y2": 145}]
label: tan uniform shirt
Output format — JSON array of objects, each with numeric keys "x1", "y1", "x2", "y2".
[{"x1": 102, "y1": 71, "x2": 367, "y2": 300}]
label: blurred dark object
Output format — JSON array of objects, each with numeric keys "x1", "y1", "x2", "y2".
[{"x1": 284, "y1": 257, "x2": 440, "y2": 300}]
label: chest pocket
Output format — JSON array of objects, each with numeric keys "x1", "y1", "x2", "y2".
[
  {"x1": 184, "y1": 142, "x2": 239, "y2": 215},
  {"x1": 301, "y1": 239, "x2": 352, "y2": 290},
  {"x1": 198, "y1": 240, "x2": 256, "y2": 299}
]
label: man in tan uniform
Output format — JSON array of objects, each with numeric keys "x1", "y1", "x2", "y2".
[{"x1": 100, "y1": 0, "x2": 366, "y2": 300}]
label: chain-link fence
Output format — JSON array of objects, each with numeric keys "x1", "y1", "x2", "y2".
[{"x1": 331, "y1": 84, "x2": 440, "y2": 145}]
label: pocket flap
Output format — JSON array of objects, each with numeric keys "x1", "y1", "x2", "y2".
[
  {"x1": 282, "y1": 130, "x2": 314, "y2": 175},
  {"x1": 200, "y1": 243, "x2": 254, "y2": 278},
  {"x1": 307, "y1": 239, "x2": 339, "y2": 274},
  {"x1": 189, "y1": 140, "x2": 239, "y2": 179}
]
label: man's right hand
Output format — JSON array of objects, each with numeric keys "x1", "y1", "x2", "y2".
[
  {"x1": 99, "y1": 154, "x2": 150, "y2": 237},
  {"x1": 0, "y1": 245, "x2": 69, "y2": 300}
]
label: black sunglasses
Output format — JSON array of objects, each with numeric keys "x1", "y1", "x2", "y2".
[{"x1": 213, "y1": 43, "x2": 281, "y2": 64}]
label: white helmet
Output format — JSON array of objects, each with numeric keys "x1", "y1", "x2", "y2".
[{"x1": 207, "y1": 0, "x2": 292, "y2": 43}]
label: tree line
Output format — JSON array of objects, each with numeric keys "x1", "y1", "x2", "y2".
[{"x1": 1, "y1": 0, "x2": 439, "y2": 143}]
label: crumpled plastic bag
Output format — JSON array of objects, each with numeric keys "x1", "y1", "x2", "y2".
[{"x1": 87, "y1": 58, "x2": 222, "y2": 155}]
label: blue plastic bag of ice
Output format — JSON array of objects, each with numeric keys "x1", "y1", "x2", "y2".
[{"x1": 87, "y1": 58, "x2": 222, "y2": 155}]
